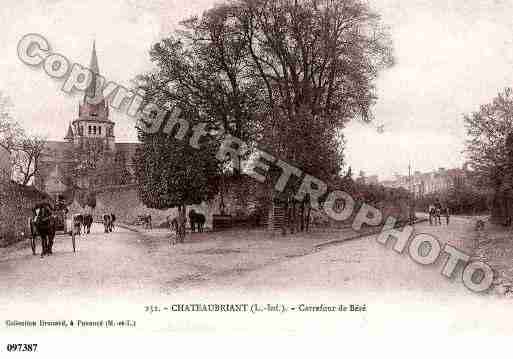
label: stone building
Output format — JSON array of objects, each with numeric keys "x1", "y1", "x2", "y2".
[{"x1": 34, "y1": 42, "x2": 138, "y2": 199}]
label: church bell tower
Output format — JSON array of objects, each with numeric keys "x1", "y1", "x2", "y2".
[{"x1": 65, "y1": 41, "x2": 115, "y2": 151}]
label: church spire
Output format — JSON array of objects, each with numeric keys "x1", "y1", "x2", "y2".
[
  {"x1": 84, "y1": 40, "x2": 101, "y2": 102},
  {"x1": 89, "y1": 40, "x2": 99, "y2": 74}
]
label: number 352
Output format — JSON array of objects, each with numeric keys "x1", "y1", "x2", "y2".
[{"x1": 6, "y1": 344, "x2": 38, "y2": 352}]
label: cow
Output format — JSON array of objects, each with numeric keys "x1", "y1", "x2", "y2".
[
  {"x1": 82, "y1": 214, "x2": 93, "y2": 234},
  {"x1": 188, "y1": 209, "x2": 206, "y2": 233},
  {"x1": 103, "y1": 214, "x2": 113, "y2": 233},
  {"x1": 32, "y1": 203, "x2": 57, "y2": 258}
]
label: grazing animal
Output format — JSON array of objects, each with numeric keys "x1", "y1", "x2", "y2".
[
  {"x1": 103, "y1": 214, "x2": 113, "y2": 233},
  {"x1": 32, "y1": 203, "x2": 57, "y2": 257},
  {"x1": 82, "y1": 214, "x2": 93, "y2": 234},
  {"x1": 188, "y1": 209, "x2": 206, "y2": 233}
]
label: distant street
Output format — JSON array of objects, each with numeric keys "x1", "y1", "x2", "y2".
[{"x1": 199, "y1": 216, "x2": 477, "y2": 293}]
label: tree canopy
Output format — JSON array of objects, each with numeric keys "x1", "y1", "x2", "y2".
[
  {"x1": 464, "y1": 87, "x2": 513, "y2": 188},
  {"x1": 0, "y1": 91, "x2": 46, "y2": 185},
  {"x1": 134, "y1": 0, "x2": 394, "y2": 234}
]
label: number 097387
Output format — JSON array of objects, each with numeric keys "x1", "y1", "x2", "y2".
[{"x1": 6, "y1": 344, "x2": 38, "y2": 352}]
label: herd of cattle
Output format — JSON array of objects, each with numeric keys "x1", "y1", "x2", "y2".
[{"x1": 28, "y1": 202, "x2": 208, "y2": 256}]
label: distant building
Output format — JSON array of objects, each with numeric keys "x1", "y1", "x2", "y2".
[
  {"x1": 34, "y1": 42, "x2": 139, "y2": 199},
  {"x1": 380, "y1": 167, "x2": 466, "y2": 198}
]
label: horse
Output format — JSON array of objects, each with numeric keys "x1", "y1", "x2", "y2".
[
  {"x1": 103, "y1": 214, "x2": 113, "y2": 233},
  {"x1": 188, "y1": 209, "x2": 206, "y2": 233},
  {"x1": 82, "y1": 214, "x2": 93, "y2": 234},
  {"x1": 32, "y1": 203, "x2": 57, "y2": 258}
]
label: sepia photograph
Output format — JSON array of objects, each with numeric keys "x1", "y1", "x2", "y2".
[{"x1": 1, "y1": 0, "x2": 513, "y2": 356}]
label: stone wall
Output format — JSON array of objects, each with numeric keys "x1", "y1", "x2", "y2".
[
  {"x1": 0, "y1": 179, "x2": 51, "y2": 246},
  {"x1": 92, "y1": 184, "x2": 213, "y2": 228},
  {"x1": 90, "y1": 178, "x2": 272, "y2": 229}
]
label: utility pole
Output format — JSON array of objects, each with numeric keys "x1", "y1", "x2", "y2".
[{"x1": 408, "y1": 162, "x2": 414, "y2": 224}]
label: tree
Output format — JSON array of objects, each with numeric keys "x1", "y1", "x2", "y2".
[
  {"x1": 134, "y1": 110, "x2": 221, "y2": 241},
  {"x1": 12, "y1": 135, "x2": 46, "y2": 186},
  {"x1": 0, "y1": 93, "x2": 21, "y2": 155},
  {"x1": 464, "y1": 87, "x2": 513, "y2": 223},
  {"x1": 1, "y1": 92, "x2": 46, "y2": 185},
  {"x1": 137, "y1": 5, "x2": 262, "y2": 175},
  {"x1": 464, "y1": 88, "x2": 513, "y2": 187},
  {"x1": 136, "y1": 0, "x2": 393, "y2": 233},
  {"x1": 233, "y1": 0, "x2": 393, "y2": 232}
]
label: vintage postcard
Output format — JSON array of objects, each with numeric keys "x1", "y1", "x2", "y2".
[{"x1": 1, "y1": 0, "x2": 513, "y2": 356}]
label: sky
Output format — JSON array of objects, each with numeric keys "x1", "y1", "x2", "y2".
[{"x1": 2, "y1": 0, "x2": 513, "y2": 180}]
